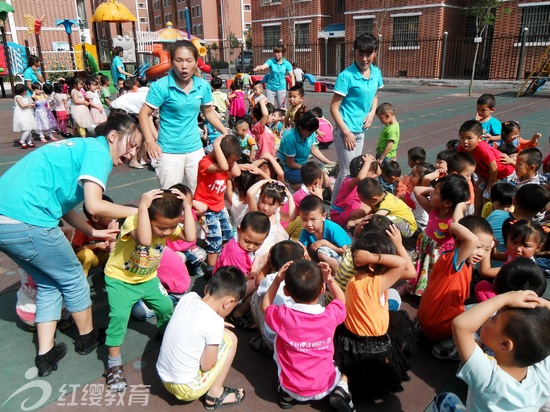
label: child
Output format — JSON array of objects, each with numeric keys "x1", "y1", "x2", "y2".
[
  {"x1": 228, "y1": 78, "x2": 246, "y2": 127},
  {"x1": 481, "y1": 182, "x2": 515, "y2": 220},
  {"x1": 53, "y1": 82, "x2": 70, "y2": 137},
  {"x1": 458, "y1": 120, "x2": 515, "y2": 214},
  {"x1": 479, "y1": 218, "x2": 545, "y2": 280},
  {"x1": 357, "y1": 177, "x2": 418, "y2": 238},
  {"x1": 498, "y1": 120, "x2": 540, "y2": 151},
  {"x1": 375, "y1": 102, "x2": 400, "y2": 165},
  {"x1": 417, "y1": 213, "x2": 494, "y2": 360},
  {"x1": 475, "y1": 93, "x2": 501, "y2": 143},
  {"x1": 407, "y1": 146, "x2": 427, "y2": 169},
  {"x1": 261, "y1": 260, "x2": 355, "y2": 411},
  {"x1": 278, "y1": 111, "x2": 334, "y2": 186},
  {"x1": 446, "y1": 139, "x2": 460, "y2": 151},
  {"x1": 32, "y1": 82, "x2": 58, "y2": 142},
  {"x1": 85, "y1": 77, "x2": 107, "y2": 125},
  {"x1": 99, "y1": 75, "x2": 112, "y2": 116},
  {"x1": 299, "y1": 194, "x2": 351, "y2": 275},
  {"x1": 378, "y1": 160, "x2": 401, "y2": 195},
  {"x1": 193, "y1": 134, "x2": 242, "y2": 271},
  {"x1": 234, "y1": 118, "x2": 256, "y2": 161},
  {"x1": 292, "y1": 62, "x2": 304, "y2": 87},
  {"x1": 248, "y1": 81, "x2": 266, "y2": 109},
  {"x1": 311, "y1": 106, "x2": 334, "y2": 149},
  {"x1": 505, "y1": 147, "x2": 546, "y2": 187},
  {"x1": 13, "y1": 83, "x2": 37, "y2": 149},
  {"x1": 400, "y1": 162, "x2": 435, "y2": 232},
  {"x1": 226, "y1": 166, "x2": 264, "y2": 229},
  {"x1": 284, "y1": 85, "x2": 305, "y2": 130},
  {"x1": 157, "y1": 266, "x2": 247, "y2": 409},
  {"x1": 334, "y1": 229, "x2": 415, "y2": 399},
  {"x1": 247, "y1": 179, "x2": 295, "y2": 270},
  {"x1": 72, "y1": 194, "x2": 116, "y2": 276},
  {"x1": 271, "y1": 108, "x2": 285, "y2": 149},
  {"x1": 103, "y1": 188, "x2": 196, "y2": 391},
  {"x1": 330, "y1": 154, "x2": 375, "y2": 231},
  {"x1": 249, "y1": 240, "x2": 305, "y2": 355},
  {"x1": 251, "y1": 99, "x2": 276, "y2": 158},
  {"x1": 433, "y1": 291, "x2": 550, "y2": 411},
  {"x1": 70, "y1": 77, "x2": 93, "y2": 138},
  {"x1": 211, "y1": 76, "x2": 229, "y2": 115},
  {"x1": 408, "y1": 175, "x2": 470, "y2": 296}
]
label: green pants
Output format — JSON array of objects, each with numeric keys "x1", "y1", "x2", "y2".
[{"x1": 105, "y1": 276, "x2": 173, "y2": 347}]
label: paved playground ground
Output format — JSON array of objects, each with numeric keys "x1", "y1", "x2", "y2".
[{"x1": 0, "y1": 81, "x2": 549, "y2": 411}]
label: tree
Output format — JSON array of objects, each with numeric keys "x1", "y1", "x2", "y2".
[
  {"x1": 282, "y1": 0, "x2": 297, "y2": 63},
  {"x1": 464, "y1": 1, "x2": 509, "y2": 96},
  {"x1": 244, "y1": 27, "x2": 252, "y2": 50}
]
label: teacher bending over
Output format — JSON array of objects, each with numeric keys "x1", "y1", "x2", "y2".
[{"x1": 330, "y1": 33, "x2": 383, "y2": 203}]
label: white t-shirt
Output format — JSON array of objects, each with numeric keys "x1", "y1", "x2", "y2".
[
  {"x1": 156, "y1": 292, "x2": 224, "y2": 384},
  {"x1": 458, "y1": 345, "x2": 550, "y2": 411}
]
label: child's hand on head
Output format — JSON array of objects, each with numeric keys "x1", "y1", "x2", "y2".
[
  {"x1": 353, "y1": 249, "x2": 377, "y2": 267},
  {"x1": 386, "y1": 224, "x2": 402, "y2": 245},
  {"x1": 140, "y1": 189, "x2": 164, "y2": 209},
  {"x1": 501, "y1": 290, "x2": 540, "y2": 309},
  {"x1": 276, "y1": 261, "x2": 293, "y2": 282},
  {"x1": 319, "y1": 262, "x2": 333, "y2": 283}
]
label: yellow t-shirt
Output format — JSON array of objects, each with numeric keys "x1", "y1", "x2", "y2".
[
  {"x1": 375, "y1": 192, "x2": 418, "y2": 234},
  {"x1": 104, "y1": 214, "x2": 181, "y2": 284}
]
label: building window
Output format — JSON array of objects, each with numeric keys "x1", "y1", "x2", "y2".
[
  {"x1": 76, "y1": 0, "x2": 88, "y2": 29},
  {"x1": 244, "y1": 4, "x2": 251, "y2": 11},
  {"x1": 261, "y1": 0, "x2": 281, "y2": 5},
  {"x1": 138, "y1": 2, "x2": 146, "y2": 9},
  {"x1": 263, "y1": 25, "x2": 281, "y2": 49},
  {"x1": 153, "y1": 1, "x2": 159, "y2": 11},
  {"x1": 245, "y1": 23, "x2": 251, "y2": 30},
  {"x1": 140, "y1": 17, "x2": 147, "y2": 23},
  {"x1": 197, "y1": 6, "x2": 201, "y2": 17},
  {"x1": 165, "y1": 13, "x2": 172, "y2": 23},
  {"x1": 191, "y1": 7, "x2": 195, "y2": 17},
  {"x1": 295, "y1": 23, "x2": 310, "y2": 50},
  {"x1": 336, "y1": 0, "x2": 345, "y2": 14},
  {"x1": 154, "y1": 16, "x2": 161, "y2": 26},
  {"x1": 392, "y1": 15, "x2": 419, "y2": 48},
  {"x1": 162, "y1": 0, "x2": 170, "y2": 7},
  {"x1": 197, "y1": 24, "x2": 203, "y2": 36},
  {"x1": 355, "y1": 18, "x2": 373, "y2": 36},
  {"x1": 179, "y1": 10, "x2": 184, "y2": 20},
  {"x1": 521, "y1": 5, "x2": 550, "y2": 42}
]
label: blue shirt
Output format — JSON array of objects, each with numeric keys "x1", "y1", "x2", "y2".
[
  {"x1": 299, "y1": 219, "x2": 351, "y2": 248},
  {"x1": 479, "y1": 116, "x2": 501, "y2": 137},
  {"x1": 112, "y1": 55, "x2": 126, "y2": 81},
  {"x1": 334, "y1": 62, "x2": 384, "y2": 133},
  {"x1": 278, "y1": 127, "x2": 318, "y2": 173},
  {"x1": 146, "y1": 71, "x2": 213, "y2": 154},
  {"x1": 0, "y1": 137, "x2": 112, "y2": 227},
  {"x1": 265, "y1": 58, "x2": 292, "y2": 91},
  {"x1": 23, "y1": 66, "x2": 41, "y2": 95}
]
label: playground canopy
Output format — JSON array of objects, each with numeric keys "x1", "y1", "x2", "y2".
[{"x1": 91, "y1": 0, "x2": 136, "y2": 23}]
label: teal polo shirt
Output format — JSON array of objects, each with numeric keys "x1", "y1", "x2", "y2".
[
  {"x1": 334, "y1": 63, "x2": 384, "y2": 133},
  {"x1": 146, "y1": 71, "x2": 213, "y2": 154},
  {"x1": 0, "y1": 137, "x2": 112, "y2": 227},
  {"x1": 278, "y1": 127, "x2": 318, "y2": 173},
  {"x1": 265, "y1": 58, "x2": 292, "y2": 91},
  {"x1": 112, "y1": 55, "x2": 126, "y2": 81}
]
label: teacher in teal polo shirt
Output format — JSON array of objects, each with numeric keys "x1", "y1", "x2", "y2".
[
  {"x1": 139, "y1": 40, "x2": 228, "y2": 193},
  {"x1": 330, "y1": 33, "x2": 384, "y2": 204},
  {"x1": 253, "y1": 45, "x2": 295, "y2": 109}
]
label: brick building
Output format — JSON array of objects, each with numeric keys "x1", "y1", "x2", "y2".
[{"x1": 252, "y1": 0, "x2": 550, "y2": 80}]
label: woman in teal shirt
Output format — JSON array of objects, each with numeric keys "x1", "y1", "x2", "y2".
[
  {"x1": 253, "y1": 45, "x2": 295, "y2": 109},
  {"x1": 0, "y1": 113, "x2": 142, "y2": 377},
  {"x1": 111, "y1": 46, "x2": 133, "y2": 83},
  {"x1": 23, "y1": 55, "x2": 44, "y2": 95}
]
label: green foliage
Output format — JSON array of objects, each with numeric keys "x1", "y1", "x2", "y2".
[
  {"x1": 464, "y1": 0, "x2": 510, "y2": 35},
  {"x1": 210, "y1": 42, "x2": 218, "y2": 50},
  {"x1": 245, "y1": 28, "x2": 253, "y2": 50},
  {"x1": 210, "y1": 59, "x2": 229, "y2": 69},
  {"x1": 228, "y1": 32, "x2": 240, "y2": 49}
]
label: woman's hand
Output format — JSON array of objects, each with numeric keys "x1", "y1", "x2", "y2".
[
  {"x1": 343, "y1": 129, "x2": 356, "y2": 150},
  {"x1": 146, "y1": 140, "x2": 162, "y2": 161},
  {"x1": 91, "y1": 227, "x2": 120, "y2": 240},
  {"x1": 363, "y1": 112, "x2": 375, "y2": 129}
]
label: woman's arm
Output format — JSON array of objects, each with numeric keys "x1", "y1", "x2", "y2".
[
  {"x1": 138, "y1": 104, "x2": 161, "y2": 160},
  {"x1": 62, "y1": 209, "x2": 118, "y2": 240},
  {"x1": 363, "y1": 94, "x2": 378, "y2": 129},
  {"x1": 285, "y1": 156, "x2": 302, "y2": 170},
  {"x1": 310, "y1": 145, "x2": 332, "y2": 164},
  {"x1": 82, "y1": 181, "x2": 138, "y2": 218},
  {"x1": 330, "y1": 93, "x2": 357, "y2": 150},
  {"x1": 253, "y1": 63, "x2": 269, "y2": 72},
  {"x1": 202, "y1": 105, "x2": 229, "y2": 135}
]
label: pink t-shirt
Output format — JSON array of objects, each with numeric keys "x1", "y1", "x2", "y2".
[
  {"x1": 213, "y1": 238, "x2": 252, "y2": 275},
  {"x1": 316, "y1": 117, "x2": 333, "y2": 144},
  {"x1": 280, "y1": 186, "x2": 310, "y2": 229},
  {"x1": 265, "y1": 300, "x2": 346, "y2": 397},
  {"x1": 157, "y1": 247, "x2": 190, "y2": 294},
  {"x1": 425, "y1": 209, "x2": 454, "y2": 251},
  {"x1": 252, "y1": 121, "x2": 275, "y2": 158},
  {"x1": 329, "y1": 177, "x2": 361, "y2": 228}
]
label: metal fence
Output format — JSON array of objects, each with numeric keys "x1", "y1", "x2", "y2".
[{"x1": 245, "y1": 33, "x2": 548, "y2": 81}]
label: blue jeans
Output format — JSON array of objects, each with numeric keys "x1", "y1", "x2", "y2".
[
  {"x1": 204, "y1": 209, "x2": 233, "y2": 254},
  {"x1": 432, "y1": 393, "x2": 466, "y2": 411},
  {"x1": 331, "y1": 126, "x2": 365, "y2": 203},
  {"x1": 0, "y1": 222, "x2": 91, "y2": 322}
]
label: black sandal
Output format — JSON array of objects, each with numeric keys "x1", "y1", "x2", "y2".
[
  {"x1": 228, "y1": 313, "x2": 258, "y2": 331},
  {"x1": 329, "y1": 385, "x2": 355, "y2": 412},
  {"x1": 203, "y1": 386, "x2": 245, "y2": 410},
  {"x1": 105, "y1": 365, "x2": 127, "y2": 392},
  {"x1": 278, "y1": 385, "x2": 297, "y2": 409}
]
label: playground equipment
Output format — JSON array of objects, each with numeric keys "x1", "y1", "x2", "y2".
[
  {"x1": 0, "y1": 1, "x2": 15, "y2": 96},
  {"x1": 144, "y1": 23, "x2": 210, "y2": 81},
  {"x1": 517, "y1": 44, "x2": 550, "y2": 97},
  {"x1": 23, "y1": 14, "x2": 46, "y2": 77}
]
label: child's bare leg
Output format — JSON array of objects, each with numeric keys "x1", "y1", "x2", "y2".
[
  {"x1": 207, "y1": 253, "x2": 218, "y2": 267},
  {"x1": 37, "y1": 321, "x2": 58, "y2": 354},
  {"x1": 205, "y1": 329, "x2": 244, "y2": 405},
  {"x1": 193, "y1": 200, "x2": 208, "y2": 216},
  {"x1": 318, "y1": 254, "x2": 339, "y2": 275},
  {"x1": 474, "y1": 185, "x2": 484, "y2": 216}
]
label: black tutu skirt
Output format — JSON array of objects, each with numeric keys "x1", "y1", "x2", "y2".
[{"x1": 334, "y1": 310, "x2": 417, "y2": 399}]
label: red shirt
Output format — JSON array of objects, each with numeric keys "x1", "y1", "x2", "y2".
[
  {"x1": 193, "y1": 155, "x2": 228, "y2": 212},
  {"x1": 458, "y1": 140, "x2": 514, "y2": 180}
]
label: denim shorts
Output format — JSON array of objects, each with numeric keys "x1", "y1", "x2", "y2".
[
  {"x1": 204, "y1": 209, "x2": 233, "y2": 254},
  {"x1": 0, "y1": 222, "x2": 91, "y2": 322}
]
